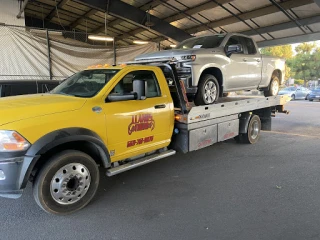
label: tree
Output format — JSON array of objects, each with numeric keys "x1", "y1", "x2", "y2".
[
  {"x1": 260, "y1": 45, "x2": 293, "y2": 79},
  {"x1": 287, "y1": 43, "x2": 320, "y2": 87},
  {"x1": 260, "y1": 45, "x2": 293, "y2": 59}
]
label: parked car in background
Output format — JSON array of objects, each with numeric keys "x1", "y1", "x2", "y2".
[
  {"x1": 308, "y1": 88, "x2": 320, "y2": 101},
  {"x1": 135, "y1": 33, "x2": 285, "y2": 105},
  {"x1": 278, "y1": 86, "x2": 310, "y2": 100},
  {"x1": 0, "y1": 80, "x2": 60, "y2": 97}
]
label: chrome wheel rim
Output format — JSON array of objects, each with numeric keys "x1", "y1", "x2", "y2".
[
  {"x1": 50, "y1": 163, "x2": 91, "y2": 205},
  {"x1": 271, "y1": 79, "x2": 279, "y2": 96},
  {"x1": 203, "y1": 81, "x2": 217, "y2": 103},
  {"x1": 250, "y1": 121, "x2": 259, "y2": 140}
]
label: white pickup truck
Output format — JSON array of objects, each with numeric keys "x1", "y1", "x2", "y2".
[{"x1": 135, "y1": 33, "x2": 285, "y2": 106}]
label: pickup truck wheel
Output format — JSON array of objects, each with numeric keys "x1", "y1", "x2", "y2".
[
  {"x1": 235, "y1": 115, "x2": 261, "y2": 144},
  {"x1": 33, "y1": 150, "x2": 99, "y2": 215},
  {"x1": 264, "y1": 76, "x2": 279, "y2": 97},
  {"x1": 194, "y1": 74, "x2": 219, "y2": 106}
]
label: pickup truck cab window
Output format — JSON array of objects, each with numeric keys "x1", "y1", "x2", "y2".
[
  {"x1": 242, "y1": 37, "x2": 257, "y2": 54},
  {"x1": 52, "y1": 69, "x2": 119, "y2": 98},
  {"x1": 110, "y1": 70, "x2": 161, "y2": 99},
  {"x1": 176, "y1": 35, "x2": 225, "y2": 49}
]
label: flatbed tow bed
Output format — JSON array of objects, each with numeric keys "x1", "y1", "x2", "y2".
[{"x1": 108, "y1": 61, "x2": 290, "y2": 175}]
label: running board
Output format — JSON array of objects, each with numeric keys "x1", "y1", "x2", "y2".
[{"x1": 106, "y1": 150, "x2": 176, "y2": 177}]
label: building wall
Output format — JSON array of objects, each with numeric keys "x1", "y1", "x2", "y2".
[{"x1": 0, "y1": 0, "x2": 25, "y2": 26}]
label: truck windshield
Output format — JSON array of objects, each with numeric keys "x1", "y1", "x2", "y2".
[
  {"x1": 51, "y1": 69, "x2": 119, "y2": 98},
  {"x1": 175, "y1": 35, "x2": 225, "y2": 49}
]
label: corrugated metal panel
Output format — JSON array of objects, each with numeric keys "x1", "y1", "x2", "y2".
[
  {"x1": 51, "y1": 17, "x2": 71, "y2": 26},
  {"x1": 194, "y1": 30, "x2": 213, "y2": 37},
  {"x1": 121, "y1": 0, "x2": 150, "y2": 8},
  {"x1": 134, "y1": 33, "x2": 149, "y2": 40},
  {"x1": 305, "y1": 23, "x2": 320, "y2": 32},
  {"x1": 119, "y1": 22, "x2": 137, "y2": 30},
  {"x1": 173, "y1": 0, "x2": 208, "y2": 8},
  {"x1": 269, "y1": 27, "x2": 304, "y2": 38},
  {"x1": 251, "y1": 35, "x2": 265, "y2": 42},
  {"x1": 196, "y1": 6, "x2": 231, "y2": 22},
  {"x1": 66, "y1": 1, "x2": 90, "y2": 11},
  {"x1": 166, "y1": 0, "x2": 187, "y2": 10},
  {"x1": 170, "y1": 18, "x2": 200, "y2": 29},
  {"x1": 60, "y1": 5, "x2": 86, "y2": 15},
  {"x1": 222, "y1": 22, "x2": 250, "y2": 32},
  {"x1": 151, "y1": 5, "x2": 178, "y2": 18},
  {"x1": 251, "y1": 12, "x2": 289, "y2": 27},
  {"x1": 291, "y1": 3, "x2": 320, "y2": 18},
  {"x1": 113, "y1": 24, "x2": 132, "y2": 32},
  {"x1": 94, "y1": 12, "x2": 115, "y2": 20},
  {"x1": 230, "y1": 0, "x2": 271, "y2": 12},
  {"x1": 138, "y1": 30, "x2": 158, "y2": 38}
]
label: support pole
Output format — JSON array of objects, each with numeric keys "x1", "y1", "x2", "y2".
[
  {"x1": 17, "y1": 0, "x2": 29, "y2": 18},
  {"x1": 158, "y1": 42, "x2": 161, "y2": 51},
  {"x1": 46, "y1": 29, "x2": 53, "y2": 80},
  {"x1": 113, "y1": 38, "x2": 116, "y2": 65}
]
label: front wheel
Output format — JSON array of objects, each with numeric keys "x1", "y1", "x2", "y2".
[
  {"x1": 291, "y1": 94, "x2": 295, "y2": 101},
  {"x1": 305, "y1": 94, "x2": 310, "y2": 100},
  {"x1": 33, "y1": 150, "x2": 99, "y2": 215},
  {"x1": 235, "y1": 115, "x2": 261, "y2": 144},
  {"x1": 194, "y1": 74, "x2": 220, "y2": 106},
  {"x1": 264, "y1": 76, "x2": 280, "y2": 97}
]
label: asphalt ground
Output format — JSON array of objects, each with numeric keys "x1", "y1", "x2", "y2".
[{"x1": 0, "y1": 100, "x2": 320, "y2": 240}]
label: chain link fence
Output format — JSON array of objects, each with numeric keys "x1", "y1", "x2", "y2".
[{"x1": 0, "y1": 25, "x2": 158, "y2": 81}]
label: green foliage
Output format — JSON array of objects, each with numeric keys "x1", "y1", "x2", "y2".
[
  {"x1": 260, "y1": 45, "x2": 293, "y2": 59},
  {"x1": 260, "y1": 45, "x2": 293, "y2": 79},
  {"x1": 294, "y1": 79, "x2": 304, "y2": 85},
  {"x1": 287, "y1": 42, "x2": 320, "y2": 86}
]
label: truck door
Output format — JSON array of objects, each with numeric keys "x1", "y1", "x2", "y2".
[
  {"x1": 104, "y1": 69, "x2": 172, "y2": 162},
  {"x1": 223, "y1": 36, "x2": 249, "y2": 90},
  {"x1": 240, "y1": 37, "x2": 262, "y2": 88}
]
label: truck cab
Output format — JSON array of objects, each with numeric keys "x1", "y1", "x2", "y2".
[{"x1": 0, "y1": 63, "x2": 289, "y2": 215}]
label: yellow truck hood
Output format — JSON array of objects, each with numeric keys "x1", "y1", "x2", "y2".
[{"x1": 0, "y1": 94, "x2": 86, "y2": 126}]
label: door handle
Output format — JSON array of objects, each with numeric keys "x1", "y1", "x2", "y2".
[
  {"x1": 154, "y1": 104, "x2": 166, "y2": 109},
  {"x1": 243, "y1": 58, "x2": 247, "y2": 62}
]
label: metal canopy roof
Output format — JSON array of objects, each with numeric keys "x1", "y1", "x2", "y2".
[{"x1": 23, "y1": 0, "x2": 320, "y2": 47}]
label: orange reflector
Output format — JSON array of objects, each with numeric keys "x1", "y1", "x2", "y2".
[{"x1": 175, "y1": 115, "x2": 181, "y2": 121}]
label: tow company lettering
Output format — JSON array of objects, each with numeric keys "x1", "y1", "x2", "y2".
[{"x1": 128, "y1": 114, "x2": 155, "y2": 135}]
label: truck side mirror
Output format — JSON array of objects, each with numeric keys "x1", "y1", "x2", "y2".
[
  {"x1": 133, "y1": 79, "x2": 146, "y2": 100},
  {"x1": 226, "y1": 44, "x2": 243, "y2": 56}
]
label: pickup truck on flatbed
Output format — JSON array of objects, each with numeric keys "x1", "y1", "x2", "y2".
[
  {"x1": 0, "y1": 63, "x2": 289, "y2": 214},
  {"x1": 135, "y1": 33, "x2": 286, "y2": 106}
]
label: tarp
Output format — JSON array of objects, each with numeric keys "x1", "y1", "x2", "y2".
[{"x1": 0, "y1": 26, "x2": 158, "y2": 80}]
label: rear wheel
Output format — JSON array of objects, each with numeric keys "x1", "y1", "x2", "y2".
[
  {"x1": 235, "y1": 115, "x2": 261, "y2": 144},
  {"x1": 291, "y1": 94, "x2": 295, "y2": 100},
  {"x1": 264, "y1": 76, "x2": 280, "y2": 97},
  {"x1": 194, "y1": 74, "x2": 219, "y2": 106},
  {"x1": 33, "y1": 150, "x2": 99, "y2": 215}
]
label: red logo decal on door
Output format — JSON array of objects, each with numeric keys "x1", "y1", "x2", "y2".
[{"x1": 128, "y1": 114, "x2": 155, "y2": 135}]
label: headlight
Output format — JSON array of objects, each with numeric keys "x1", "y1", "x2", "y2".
[
  {"x1": 180, "y1": 55, "x2": 196, "y2": 61},
  {"x1": 0, "y1": 130, "x2": 30, "y2": 152}
]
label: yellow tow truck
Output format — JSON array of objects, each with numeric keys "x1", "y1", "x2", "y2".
[{"x1": 0, "y1": 62, "x2": 289, "y2": 214}]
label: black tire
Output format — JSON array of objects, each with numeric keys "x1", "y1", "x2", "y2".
[
  {"x1": 33, "y1": 150, "x2": 99, "y2": 215},
  {"x1": 291, "y1": 94, "x2": 295, "y2": 101},
  {"x1": 305, "y1": 94, "x2": 310, "y2": 100},
  {"x1": 264, "y1": 76, "x2": 280, "y2": 97},
  {"x1": 309, "y1": 99, "x2": 313, "y2": 102},
  {"x1": 194, "y1": 74, "x2": 220, "y2": 106},
  {"x1": 235, "y1": 115, "x2": 261, "y2": 144}
]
